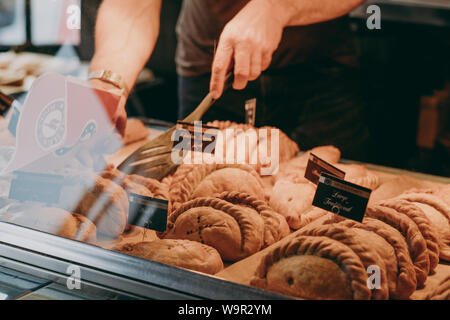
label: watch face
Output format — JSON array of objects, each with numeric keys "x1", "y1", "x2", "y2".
[{"x1": 36, "y1": 99, "x2": 66, "y2": 150}]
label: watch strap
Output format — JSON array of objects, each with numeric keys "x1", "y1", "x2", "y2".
[{"x1": 88, "y1": 70, "x2": 129, "y2": 96}]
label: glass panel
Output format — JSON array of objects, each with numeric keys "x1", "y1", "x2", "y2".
[
  {"x1": 0, "y1": 266, "x2": 50, "y2": 300},
  {"x1": 31, "y1": 0, "x2": 80, "y2": 45},
  {"x1": 0, "y1": 0, "x2": 26, "y2": 46}
]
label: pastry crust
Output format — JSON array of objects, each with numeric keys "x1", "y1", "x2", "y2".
[
  {"x1": 251, "y1": 236, "x2": 371, "y2": 300},
  {"x1": 163, "y1": 197, "x2": 265, "y2": 261},
  {"x1": 379, "y1": 199, "x2": 440, "y2": 272},
  {"x1": 324, "y1": 216, "x2": 417, "y2": 299},
  {"x1": 60, "y1": 173, "x2": 129, "y2": 238},
  {"x1": 101, "y1": 167, "x2": 168, "y2": 200},
  {"x1": 269, "y1": 179, "x2": 327, "y2": 229},
  {"x1": 72, "y1": 213, "x2": 97, "y2": 243},
  {"x1": 259, "y1": 126, "x2": 300, "y2": 163},
  {"x1": 366, "y1": 205, "x2": 430, "y2": 288},
  {"x1": 429, "y1": 274, "x2": 450, "y2": 300},
  {"x1": 115, "y1": 239, "x2": 224, "y2": 274},
  {"x1": 334, "y1": 163, "x2": 380, "y2": 190},
  {"x1": 2, "y1": 207, "x2": 77, "y2": 238},
  {"x1": 1, "y1": 207, "x2": 96, "y2": 243},
  {"x1": 214, "y1": 191, "x2": 290, "y2": 248},
  {"x1": 298, "y1": 224, "x2": 390, "y2": 299},
  {"x1": 205, "y1": 121, "x2": 299, "y2": 175},
  {"x1": 275, "y1": 145, "x2": 341, "y2": 183},
  {"x1": 395, "y1": 192, "x2": 450, "y2": 262},
  {"x1": 369, "y1": 175, "x2": 438, "y2": 205},
  {"x1": 169, "y1": 163, "x2": 266, "y2": 213}
]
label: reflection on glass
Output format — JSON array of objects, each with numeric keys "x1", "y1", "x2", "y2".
[
  {"x1": 31, "y1": 0, "x2": 80, "y2": 45},
  {"x1": 0, "y1": 0, "x2": 26, "y2": 45}
]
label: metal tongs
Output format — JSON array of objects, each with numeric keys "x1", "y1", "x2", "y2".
[{"x1": 118, "y1": 72, "x2": 234, "y2": 180}]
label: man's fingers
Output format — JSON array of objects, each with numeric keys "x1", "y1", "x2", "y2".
[
  {"x1": 116, "y1": 114, "x2": 127, "y2": 137},
  {"x1": 233, "y1": 43, "x2": 251, "y2": 90},
  {"x1": 249, "y1": 51, "x2": 262, "y2": 81},
  {"x1": 210, "y1": 38, "x2": 233, "y2": 99},
  {"x1": 262, "y1": 51, "x2": 272, "y2": 71}
]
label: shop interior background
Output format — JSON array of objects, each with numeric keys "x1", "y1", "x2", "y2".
[{"x1": 0, "y1": 0, "x2": 449, "y2": 176}]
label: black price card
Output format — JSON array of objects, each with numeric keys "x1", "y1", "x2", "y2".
[
  {"x1": 173, "y1": 121, "x2": 218, "y2": 154},
  {"x1": 128, "y1": 193, "x2": 168, "y2": 232},
  {"x1": 9, "y1": 171, "x2": 65, "y2": 204},
  {"x1": 312, "y1": 173, "x2": 371, "y2": 222},
  {"x1": 245, "y1": 98, "x2": 256, "y2": 126},
  {"x1": 304, "y1": 153, "x2": 346, "y2": 185}
]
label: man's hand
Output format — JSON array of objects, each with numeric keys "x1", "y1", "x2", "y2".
[
  {"x1": 210, "y1": 0, "x2": 289, "y2": 99},
  {"x1": 209, "y1": 0, "x2": 365, "y2": 99},
  {"x1": 89, "y1": 79, "x2": 128, "y2": 137}
]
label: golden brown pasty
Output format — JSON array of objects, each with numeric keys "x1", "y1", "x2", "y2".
[
  {"x1": 379, "y1": 199, "x2": 440, "y2": 272},
  {"x1": 169, "y1": 163, "x2": 266, "y2": 213},
  {"x1": 298, "y1": 224, "x2": 390, "y2": 299},
  {"x1": 72, "y1": 213, "x2": 97, "y2": 242},
  {"x1": 369, "y1": 175, "x2": 438, "y2": 205},
  {"x1": 431, "y1": 184, "x2": 450, "y2": 208},
  {"x1": 428, "y1": 274, "x2": 450, "y2": 300},
  {"x1": 395, "y1": 192, "x2": 450, "y2": 262},
  {"x1": 115, "y1": 239, "x2": 224, "y2": 274},
  {"x1": 365, "y1": 205, "x2": 430, "y2": 287},
  {"x1": 334, "y1": 163, "x2": 380, "y2": 190},
  {"x1": 60, "y1": 173, "x2": 129, "y2": 238},
  {"x1": 323, "y1": 216, "x2": 417, "y2": 299},
  {"x1": 251, "y1": 236, "x2": 372, "y2": 300},
  {"x1": 214, "y1": 191, "x2": 290, "y2": 248},
  {"x1": 275, "y1": 145, "x2": 341, "y2": 183},
  {"x1": 1, "y1": 207, "x2": 96, "y2": 242},
  {"x1": 205, "y1": 121, "x2": 299, "y2": 174},
  {"x1": 101, "y1": 167, "x2": 169, "y2": 200},
  {"x1": 269, "y1": 179, "x2": 327, "y2": 229},
  {"x1": 258, "y1": 125, "x2": 300, "y2": 164},
  {"x1": 162, "y1": 197, "x2": 265, "y2": 261}
]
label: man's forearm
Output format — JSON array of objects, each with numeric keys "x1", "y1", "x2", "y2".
[
  {"x1": 268, "y1": 0, "x2": 364, "y2": 27},
  {"x1": 89, "y1": 0, "x2": 162, "y2": 92}
]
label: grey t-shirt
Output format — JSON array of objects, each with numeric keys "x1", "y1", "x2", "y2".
[{"x1": 175, "y1": 0, "x2": 358, "y2": 76}]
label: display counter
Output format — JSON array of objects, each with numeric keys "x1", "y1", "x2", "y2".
[{"x1": 0, "y1": 118, "x2": 449, "y2": 300}]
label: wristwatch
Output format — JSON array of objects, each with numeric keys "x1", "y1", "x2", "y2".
[{"x1": 88, "y1": 70, "x2": 130, "y2": 96}]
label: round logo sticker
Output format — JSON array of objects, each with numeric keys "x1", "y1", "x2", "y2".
[{"x1": 36, "y1": 99, "x2": 66, "y2": 150}]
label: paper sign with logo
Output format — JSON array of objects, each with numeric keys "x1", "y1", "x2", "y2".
[{"x1": 2, "y1": 73, "x2": 122, "y2": 175}]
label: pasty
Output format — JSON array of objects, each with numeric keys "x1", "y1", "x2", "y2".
[
  {"x1": 299, "y1": 224, "x2": 390, "y2": 299},
  {"x1": 1, "y1": 207, "x2": 96, "y2": 242},
  {"x1": 365, "y1": 205, "x2": 430, "y2": 287},
  {"x1": 395, "y1": 192, "x2": 450, "y2": 261},
  {"x1": 115, "y1": 239, "x2": 223, "y2": 275},
  {"x1": 169, "y1": 163, "x2": 266, "y2": 213},
  {"x1": 323, "y1": 216, "x2": 417, "y2": 299},
  {"x1": 379, "y1": 199, "x2": 440, "y2": 271},
  {"x1": 334, "y1": 163, "x2": 380, "y2": 190},
  {"x1": 275, "y1": 145, "x2": 341, "y2": 183},
  {"x1": 60, "y1": 173, "x2": 129, "y2": 238},
  {"x1": 215, "y1": 191, "x2": 290, "y2": 247},
  {"x1": 269, "y1": 179, "x2": 327, "y2": 229},
  {"x1": 251, "y1": 236, "x2": 371, "y2": 300},
  {"x1": 162, "y1": 196, "x2": 265, "y2": 261}
]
